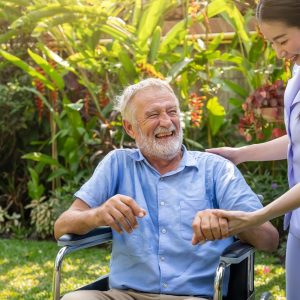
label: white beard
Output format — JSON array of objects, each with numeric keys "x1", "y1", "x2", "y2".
[{"x1": 136, "y1": 125, "x2": 183, "y2": 160}]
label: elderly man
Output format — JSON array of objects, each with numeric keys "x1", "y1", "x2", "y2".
[{"x1": 54, "y1": 78, "x2": 278, "y2": 300}]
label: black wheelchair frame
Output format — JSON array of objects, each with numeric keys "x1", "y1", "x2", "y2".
[{"x1": 53, "y1": 227, "x2": 273, "y2": 300}]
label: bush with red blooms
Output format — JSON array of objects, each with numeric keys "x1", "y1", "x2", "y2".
[{"x1": 239, "y1": 80, "x2": 286, "y2": 142}]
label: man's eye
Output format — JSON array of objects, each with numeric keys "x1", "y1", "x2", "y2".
[
  {"x1": 149, "y1": 113, "x2": 158, "y2": 118},
  {"x1": 280, "y1": 40, "x2": 287, "y2": 45},
  {"x1": 168, "y1": 110, "x2": 177, "y2": 115}
]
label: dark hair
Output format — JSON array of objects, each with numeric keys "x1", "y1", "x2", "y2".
[{"x1": 256, "y1": 0, "x2": 300, "y2": 28}]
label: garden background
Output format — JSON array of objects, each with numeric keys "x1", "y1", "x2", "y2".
[{"x1": 0, "y1": 0, "x2": 289, "y2": 299}]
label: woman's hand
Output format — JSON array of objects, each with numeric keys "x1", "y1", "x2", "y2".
[
  {"x1": 211, "y1": 209, "x2": 263, "y2": 236},
  {"x1": 206, "y1": 147, "x2": 243, "y2": 165}
]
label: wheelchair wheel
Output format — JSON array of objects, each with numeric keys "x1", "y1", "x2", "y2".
[{"x1": 260, "y1": 292, "x2": 274, "y2": 300}]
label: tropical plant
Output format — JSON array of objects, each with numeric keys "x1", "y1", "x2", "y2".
[
  {"x1": 0, "y1": 0, "x2": 289, "y2": 237},
  {"x1": 239, "y1": 80, "x2": 286, "y2": 142}
]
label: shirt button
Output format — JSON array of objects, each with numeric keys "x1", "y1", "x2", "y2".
[
  {"x1": 161, "y1": 228, "x2": 167, "y2": 234},
  {"x1": 160, "y1": 256, "x2": 165, "y2": 261},
  {"x1": 163, "y1": 283, "x2": 168, "y2": 288},
  {"x1": 160, "y1": 177, "x2": 164, "y2": 181},
  {"x1": 160, "y1": 201, "x2": 165, "y2": 206}
]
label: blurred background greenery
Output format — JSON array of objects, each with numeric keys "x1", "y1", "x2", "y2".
[{"x1": 0, "y1": 1, "x2": 289, "y2": 297}]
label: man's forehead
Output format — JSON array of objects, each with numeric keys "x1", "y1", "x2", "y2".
[
  {"x1": 133, "y1": 86, "x2": 177, "y2": 104},
  {"x1": 135, "y1": 85, "x2": 172, "y2": 96}
]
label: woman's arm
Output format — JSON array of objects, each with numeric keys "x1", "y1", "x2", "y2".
[
  {"x1": 211, "y1": 183, "x2": 300, "y2": 236},
  {"x1": 207, "y1": 135, "x2": 288, "y2": 165}
]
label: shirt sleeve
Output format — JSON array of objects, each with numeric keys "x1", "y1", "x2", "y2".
[
  {"x1": 213, "y1": 159, "x2": 263, "y2": 212},
  {"x1": 74, "y1": 150, "x2": 118, "y2": 208}
]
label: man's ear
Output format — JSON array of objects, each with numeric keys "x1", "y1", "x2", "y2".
[{"x1": 123, "y1": 120, "x2": 136, "y2": 139}]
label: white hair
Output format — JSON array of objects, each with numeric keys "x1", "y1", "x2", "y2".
[{"x1": 114, "y1": 78, "x2": 179, "y2": 122}]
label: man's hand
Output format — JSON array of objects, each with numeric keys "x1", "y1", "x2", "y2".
[
  {"x1": 191, "y1": 209, "x2": 229, "y2": 245},
  {"x1": 95, "y1": 194, "x2": 146, "y2": 234}
]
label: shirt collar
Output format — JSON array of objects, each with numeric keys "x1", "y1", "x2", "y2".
[{"x1": 129, "y1": 145, "x2": 199, "y2": 170}]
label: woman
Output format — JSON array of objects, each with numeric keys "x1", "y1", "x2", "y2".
[{"x1": 206, "y1": 1, "x2": 300, "y2": 299}]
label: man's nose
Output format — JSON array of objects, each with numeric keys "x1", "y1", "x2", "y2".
[{"x1": 159, "y1": 113, "x2": 172, "y2": 127}]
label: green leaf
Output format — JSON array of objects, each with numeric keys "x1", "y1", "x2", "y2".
[
  {"x1": 197, "y1": 0, "x2": 227, "y2": 20},
  {"x1": 167, "y1": 58, "x2": 193, "y2": 79},
  {"x1": 47, "y1": 168, "x2": 69, "y2": 182},
  {"x1": 27, "y1": 167, "x2": 45, "y2": 200},
  {"x1": 132, "y1": 0, "x2": 142, "y2": 27},
  {"x1": 0, "y1": 30, "x2": 17, "y2": 43},
  {"x1": 223, "y1": 3, "x2": 250, "y2": 52},
  {"x1": 64, "y1": 102, "x2": 84, "y2": 111},
  {"x1": 0, "y1": 49, "x2": 54, "y2": 90},
  {"x1": 184, "y1": 137, "x2": 204, "y2": 150},
  {"x1": 22, "y1": 152, "x2": 60, "y2": 166},
  {"x1": 229, "y1": 97, "x2": 244, "y2": 107},
  {"x1": 100, "y1": 24, "x2": 132, "y2": 44},
  {"x1": 249, "y1": 36, "x2": 265, "y2": 63},
  {"x1": 112, "y1": 41, "x2": 137, "y2": 80},
  {"x1": 208, "y1": 33, "x2": 224, "y2": 52},
  {"x1": 41, "y1": 45, "x2": 77, "y2": 74},
  {"x1": 137, "y1": 0, "x2": 173, "y2": 52},
  {"x1": 28, "y1": 49, "x2": 64, "y2": 90},
  {"x1": 223, "y1": 79, "x2": 248, "y2": 98},
  {"x1": 207, "y1": 97, "x2": 226, "y2": 135},
  {"x1": 2, "y1": 0, "x2": 29, "y2": 6},
  {"x1": 149, "y1": 26, "x2": 161, "y2": 63},
  {"x1": 160, "y1": 19, "x2": 187, "y2": 55}
]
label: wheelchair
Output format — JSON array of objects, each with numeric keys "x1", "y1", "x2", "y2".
[{"x1": 53, "y1": 227, "x2": 274, "y2": 300}]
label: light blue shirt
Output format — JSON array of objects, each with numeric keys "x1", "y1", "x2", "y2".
[
  {"x1": 284, "y1": 64, "x2": 300, "y2": 235},
  {"x1": 75, "y1": 146, "x2": 262, "y2": 297}
]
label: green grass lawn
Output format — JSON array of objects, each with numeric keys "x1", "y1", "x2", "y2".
[{"x1": 0, "y1": 238, "x2": 285, "y2": 300}]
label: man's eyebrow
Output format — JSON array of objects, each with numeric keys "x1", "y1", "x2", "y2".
[{"x1": 272, "y1": 33, "x2": 287, "y2": 41}]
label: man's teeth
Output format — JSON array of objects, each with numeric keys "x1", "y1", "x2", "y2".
[{"x1": 156, "y1": 132, "x2": 173, "y2": 138}]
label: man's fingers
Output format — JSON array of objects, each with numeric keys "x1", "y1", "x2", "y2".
[
  {"x1": 209, "y1": 215, "x2": 223, "y2": 240},
  {"x1": 101, "y1": 195, "x2": 147, "y2": 233},
  {"x1": 201, "y1": 215, "x2": 215, "y2": 240},
  {"x1": 219, "y1": 217, "x2": 229, "y2": 239},
  {"x1": 192, "y1": 217, "x2": 206, "y2": 245},
  {"x1": 114, "y1": 201, "x2": 138, "y2": 229},
  {"x1": 103, "y1": 214, "x2": 123, "y2": 233},
  {"x1": 109, "y1": 207, "x2": 134, "y2": 233},
  {"x1": 120, "y1": 195, "x2": 147, "y2": 218}
]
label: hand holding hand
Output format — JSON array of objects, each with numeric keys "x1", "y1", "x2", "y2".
[
  {"x1": 95, "y1": 194, "x2": 146, "y2": 234},
  {"x1": 212, "y1": 209, "x2": 261, "y2": 236},
  {"x1": 192, "y1": 209, "x2": 229, "y2": 245}
]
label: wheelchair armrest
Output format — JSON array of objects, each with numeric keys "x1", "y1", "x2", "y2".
[
  {"x1": 54, "y1": 227, "x2": 112, "y2": 300},
  {"x1": 57, "y1": 226, "x2": 112, "y2": 248},
  {"x1": 220, "y1": 240, "x2": 255, "y2": 265}
]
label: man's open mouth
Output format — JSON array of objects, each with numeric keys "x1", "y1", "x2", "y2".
[{"x1": 155, "y1": 131, "x2": 175, "y2": 139}]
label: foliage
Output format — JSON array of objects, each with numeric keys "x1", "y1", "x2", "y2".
[
  {"x1": 0, "y1": 81, "x2": 38, "y2": 235},
  {"x1": 0, "y1": 238, "x2": 285, "y2": 299},
  {"x1": 239, "y1": 80, "x2": 286, "y2": 142},
  {"x1": 26, "y1": 183, "x2": 78, "y2": 238},
  {"x1": 0, "y1": 0, "x2": 289, "y2": 237},
  {"x1": 0, "y1": 208, "x2": 21, "y2": 235}
]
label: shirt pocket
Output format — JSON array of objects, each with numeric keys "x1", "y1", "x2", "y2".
[
  {"x1": 123, "y1": 222, "x2": 153, "y2": 256},
  {"x1": 180, "y1": 199, "x2": 211, "y2": 241}
]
